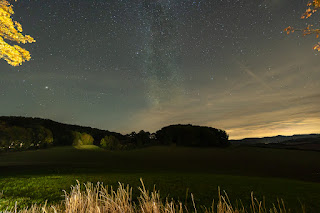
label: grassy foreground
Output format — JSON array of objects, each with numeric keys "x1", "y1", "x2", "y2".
[
  {"x1": 0, "y1": 146, "x2": 320, "y2": 212},
  {"x1": 1, "y1": 179, "x2": 304, "y2": 213}
]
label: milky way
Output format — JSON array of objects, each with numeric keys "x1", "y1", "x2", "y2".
[{"x1": 138, "y1": 0, "x2": 183, "y2": 107}]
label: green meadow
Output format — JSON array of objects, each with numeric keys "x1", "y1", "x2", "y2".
[{"x1": 0, "y1": 145, "x2": 320, "y2": 212}]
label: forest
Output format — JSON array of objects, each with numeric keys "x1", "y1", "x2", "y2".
[{"x1": 0, "y1": 116, "x2": 229, "y2": 152}]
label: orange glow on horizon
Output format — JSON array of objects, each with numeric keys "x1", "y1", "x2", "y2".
[{"x1": 227, "y1": 118, "x2": 320, "y2": 140}]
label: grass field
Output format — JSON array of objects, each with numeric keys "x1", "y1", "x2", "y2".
[{"x1": 0, "y1": 145, "x2": 320, "y2": 212}]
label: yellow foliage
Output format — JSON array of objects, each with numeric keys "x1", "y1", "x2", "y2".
[
  {"x1": 301, "y1": 0, "x2": 320, "y2": 19},
  {"x1": 0, "y1": 0, "x2": 35, "y2": 66},
  {"x1": 285, "y1": 0, "x2": 320, "y2": 52}
]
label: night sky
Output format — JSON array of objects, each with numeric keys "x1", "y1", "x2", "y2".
[{"x1": 1, "y1": 0, "x2": 320, "y2": 139}]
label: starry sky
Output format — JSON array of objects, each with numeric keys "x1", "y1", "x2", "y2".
[{"x1": 1, "y1": 0, "x2": 320, "y2": 139}]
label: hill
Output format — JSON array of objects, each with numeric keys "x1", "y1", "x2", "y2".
[
  {"x1": 0, "y1": 116, "x2": 229, "y2": 151},
  {"x1": 231, "y1": 134, "x2": 320, "y2": 151},
  {"x1": 0, "y1": 116, "x2": 123, "y2": 150},
  {"x1": 231, "y1": 134, "x2": 320, "y2": 144}
]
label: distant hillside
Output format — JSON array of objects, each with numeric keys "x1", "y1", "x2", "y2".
[
  {"x1": 231, "y1": 134, "x2": 320, "y2": 145},
  {"x1": 0, "y1": 116, "x2": 123, "y2": 146},
  {"x1": 264, "y1": 137, "x2": 320, "y2": 151},
  {"x1": 231, "y1": 134, "x2": 320, "y2": 151},
  {"x1": 0, "y1": 116, "x2": 229, "y2": 151}
]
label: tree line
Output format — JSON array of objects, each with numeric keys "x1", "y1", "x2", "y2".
[{"x1": 0, "y1": 116, "x2": 229, "y2": 152}]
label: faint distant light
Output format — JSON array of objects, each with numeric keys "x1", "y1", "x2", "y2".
[{"x1": 45, "y1": 86, "x2": 49, "y2": 89}]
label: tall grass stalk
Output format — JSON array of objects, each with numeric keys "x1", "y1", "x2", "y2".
[{"x1": 1, "y1": 179, "x2": 305, "y2": 213}]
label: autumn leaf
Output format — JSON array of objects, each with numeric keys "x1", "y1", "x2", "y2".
[
  {"x1": 285, "y1": 0, "x2": 320, "y2": 51},
  {"x1": 0, "y1": 0, "x2": 35, "y2": 66}
]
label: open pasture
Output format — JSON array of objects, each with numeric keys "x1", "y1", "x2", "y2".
[{"x1": 0, "y1": 146, "x2": 320, "y2": 212}]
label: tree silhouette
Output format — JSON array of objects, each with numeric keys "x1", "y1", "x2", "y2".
[
  {"x1": 156, "y1": 124, "x2": 229, "y2": 147},
  {"x1": 0, "y1": 0, "x2": 35, "y2": 66},
  {"x1": 285, "y1": 0, "x2": 320, "y2": 51}
]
